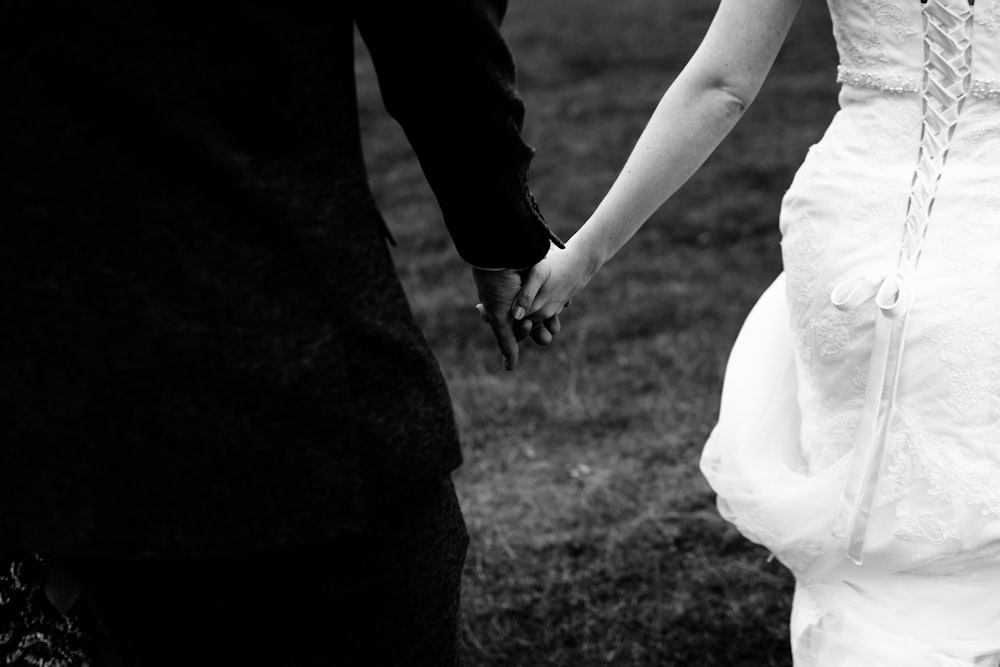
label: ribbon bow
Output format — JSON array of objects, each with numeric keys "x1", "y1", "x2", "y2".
[
  {"x1": 829, "y1": 269, "x2": 915, "y2": 564},
  {"x1": 830, "y1": 271, "x2": 914, "y2": 320}
]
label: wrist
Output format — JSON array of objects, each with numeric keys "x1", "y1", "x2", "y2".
[{"x1": 566, "y1": 230, "x2": 608, "y2": 281}]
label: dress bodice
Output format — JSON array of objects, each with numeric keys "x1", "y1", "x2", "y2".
[{"x1": 828, "y1": 0, "x2": 1000, "y2": 101}]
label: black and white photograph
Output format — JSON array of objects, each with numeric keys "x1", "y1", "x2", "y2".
[{"x1": 5, "y1": 0, "x2": 1000, "y2": 665}]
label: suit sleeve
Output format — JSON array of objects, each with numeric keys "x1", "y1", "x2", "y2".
[{"x1": 354, "y1": 0, "x2": 563, "y2": 269}]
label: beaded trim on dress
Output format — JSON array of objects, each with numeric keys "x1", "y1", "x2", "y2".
[{"x1": 837, "y1": 64, "x2": 1000, "y2": 99}]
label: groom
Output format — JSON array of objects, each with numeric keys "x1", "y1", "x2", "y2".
[{"x1": 4, "y1": 0, "x2": 560, "y2": 665}]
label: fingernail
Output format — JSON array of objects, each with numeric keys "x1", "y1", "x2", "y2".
[
  {"x1": 513, "y1": 306, "x2": 525, "y2": 320},
  {"x1": 503, "y1": 355, "x2": 511, "y2": 370}
]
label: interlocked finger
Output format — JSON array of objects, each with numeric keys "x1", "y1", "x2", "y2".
[{"x1": 530, "y1": 321, "x2": 554, "y2": 346}]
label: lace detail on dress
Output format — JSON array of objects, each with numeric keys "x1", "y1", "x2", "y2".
[
  {"x1": 875, "y1": 427, "x2": 1000, "y2": 520},
  {"x1": 837, "y1": 65, "x2": 1000, "y2": 99},
  {"x1": 834, "y1": 3, "x2": 890, "y2": 69},
  {"x1": 893, "y1": 500, "x2": 961, "y2": 545},
  {"x1": 776, "y1": 541, "x2": 827, "y2": 580},
  {"x1": 953, "y1": 102, "x2": 1000, "y2": 158},
  {"x1": 806, "y1": 400, "x2": 866, "y2": 473},
  {"x1": 782, "y1": 209, "x2": 820, "y2": 311},
  {"x1": 0, "y1": 553, "x2": 95, "y2": 667},
  {"x1": 974, "y1": 0, "x2": 1000, "y2": 36},
  {"x1": 863, "y1": 0, "x2": 919, "y2": 42},
  {"x1": 830, "y1": 0, "x2": 918, "y2": 70}
]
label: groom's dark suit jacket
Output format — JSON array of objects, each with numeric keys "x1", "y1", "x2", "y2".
[{"x1": 3, "y1": 1, "x2": 558, "y2": 558}]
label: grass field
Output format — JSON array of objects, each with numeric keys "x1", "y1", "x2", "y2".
[{"x1": 356, "y1": 2, "x2": 840, "y2": 664}]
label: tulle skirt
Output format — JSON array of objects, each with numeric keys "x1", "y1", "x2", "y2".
[
  {"x1": 701, "y1": 95, "x2": 1000, "y2": 666},
  {"x1": 702, "y1": 275, "x2": 1000, "y2": 666}
]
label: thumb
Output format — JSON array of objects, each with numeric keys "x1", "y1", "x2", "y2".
[{"x1": 512, "y1": 263, "x2": 548, "y2": 321}]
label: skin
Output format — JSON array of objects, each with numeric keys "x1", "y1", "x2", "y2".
[
  {"x1": 511, "y1": 0, "x2": 803, "y2": 324},
  {"x1": 474, "y1": 268, "x2": 561, "y2": 370}
]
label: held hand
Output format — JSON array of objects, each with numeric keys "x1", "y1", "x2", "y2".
[
  {"x1": 476, "y1": 305, "x2": 562, "y2": 345},
  {"x1": 512, "y1": 245, "x2": 596, "y2": 323},
  {"x1": 473, "y1": 268, "x2": 523, "y2": 370},
  {"x1": 473, "y1": 268, "x2": 563, "y2": 371}
]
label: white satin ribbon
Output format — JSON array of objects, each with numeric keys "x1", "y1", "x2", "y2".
[
  {"x1": 829, "y1": 269, "x2": 915, "y2": 564},
  {"x1": 824, "y1": 0, "x2": 974, "y2": 566}
]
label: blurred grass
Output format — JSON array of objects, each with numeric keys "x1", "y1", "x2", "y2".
[{"x1": 356, "y1": 1, "x2": 839, "y2": 664}]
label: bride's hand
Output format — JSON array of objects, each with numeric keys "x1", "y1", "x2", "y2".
[{"x1": 511, "y1": 244, "x2": 597, "y2": 323}]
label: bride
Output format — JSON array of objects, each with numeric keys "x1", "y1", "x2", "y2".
[{"x1": 512, "y1": 0, "x2": 1000, "y2": 663}]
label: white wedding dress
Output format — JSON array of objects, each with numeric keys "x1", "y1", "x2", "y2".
[{"x1": 701, "y1": 0, "x2": 1000, "y2": 664}]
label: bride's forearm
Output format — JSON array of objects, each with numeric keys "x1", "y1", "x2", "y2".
[
  {"x1": 567, "y1": 0, "x2": 801, "y2": 273},
  {"x1": 570, "y1": 75, "x2": 749, "y2": 269}
]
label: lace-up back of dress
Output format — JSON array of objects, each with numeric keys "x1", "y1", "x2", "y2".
[
  {"x1": 770, "y1": 0, "x2": 1000, "y2": 576},
  {"x1": 828, "y1": 0, "x2": 1000, "y2": 102}
]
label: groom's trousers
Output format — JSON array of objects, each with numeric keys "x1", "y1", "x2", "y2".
[{"x1": 77, "y1": 476, "x2": 469, "y2": 667}]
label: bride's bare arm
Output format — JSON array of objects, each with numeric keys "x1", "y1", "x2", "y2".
[{"x1": 514, "y1": 0, "x2": 802, "y2": 321}]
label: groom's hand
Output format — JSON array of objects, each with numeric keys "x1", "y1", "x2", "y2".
[
  {"x1": 473, "y1": 268, "x2": 561, "y2": 370},
  {"x1": 473, "y1": 268, "x2": 525, "y2": 370}
]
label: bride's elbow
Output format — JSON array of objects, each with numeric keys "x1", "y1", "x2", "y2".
[
  {"x1": 713, "y1": 81, "x2": 755, "y2": 119},
  {"x1": 665, "y1": 70, "x2": 757, "y2": 123}
]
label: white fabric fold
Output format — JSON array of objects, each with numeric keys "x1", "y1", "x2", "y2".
[{"x1": 829, "y1": 270, "x2": 913, "y2": 563}]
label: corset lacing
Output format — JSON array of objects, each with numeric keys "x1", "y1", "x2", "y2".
[{"x1": 829, "y1": 0, "x2": 976, "y2": 564}]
